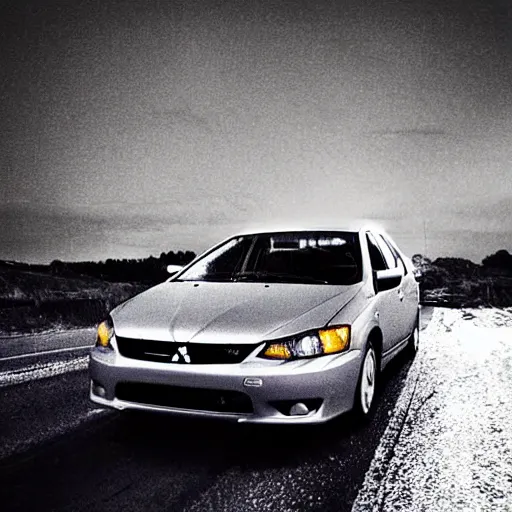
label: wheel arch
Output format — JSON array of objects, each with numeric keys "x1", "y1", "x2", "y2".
[{"x1": 352, "y1": 325, "x2": 382, "y2": 419}]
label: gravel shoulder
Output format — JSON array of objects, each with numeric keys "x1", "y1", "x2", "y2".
[{"x1": 353, "y1": 307, "x2": 512, "y2": 511}]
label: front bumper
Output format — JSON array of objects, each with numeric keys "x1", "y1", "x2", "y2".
[{"x1": 89, "y1": 345, "x2": 362, "y2": 424}]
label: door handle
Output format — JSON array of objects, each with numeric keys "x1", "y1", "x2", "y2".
[{"x1": 398, "y1": 289, "x2": 404, "y2": 301}]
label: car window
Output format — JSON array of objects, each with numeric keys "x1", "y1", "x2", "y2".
[
  {"x1": 177, "y1": 231, "x2": 363, "y2": 285},
  {"x1": 379, "y1": 235, "x2": 408, "y2": 275},
  {"x1": 249, "y1": 233, "x2": 362, "y2": 284},
  {"x1": 366, "y1": 233, "x2": 387, "y2": 271},
  {"x1": 376, "y1": 235, "x2": 397, "y2": 269},
  {"x1": 177, "y1": 237, "x2": 252, "y2": 281}
]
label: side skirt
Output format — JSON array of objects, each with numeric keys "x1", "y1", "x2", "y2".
[{"x1": 380, "y1": 334, "x2": 409, "y2": 370}]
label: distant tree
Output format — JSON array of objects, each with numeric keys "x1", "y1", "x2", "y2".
[
  {"x1": 411, "y1": 254, "x2": 432, "y2": 274},
  {"x1": 46, "y1": 249, "x2": 197, "y2": 284},
  {"x1": 482, "y1": 250, "x2": 512, "y2": 271},
  {"x1": 50, "y1": 260, "x2": 64, "y2": 275},
  {"x1": 433, "y1": 257, "x2": 480, "y2": 278},
  {"x1": 412, "y1": 254, "x2": 423, "y2": 267}
]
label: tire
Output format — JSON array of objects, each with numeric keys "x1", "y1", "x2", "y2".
[
  {"x1": 406, "y1": 312, "x2": 420, "y2": 358},
  {"x1": 354, "y1": 341, "x2": 379, "y2": 420}
]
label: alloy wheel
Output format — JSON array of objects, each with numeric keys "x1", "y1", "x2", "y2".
[{"x1": 360, "y1": 347, "x2": 377, "y2": 415}]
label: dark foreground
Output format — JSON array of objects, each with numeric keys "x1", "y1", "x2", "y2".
[{"x1": 0, "y1": 310, "x2": 433, "y2": 512}]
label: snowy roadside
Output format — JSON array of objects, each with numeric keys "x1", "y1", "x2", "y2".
[
  {"x1": 0, "y1": 325, "x2": 94, "y2": 340},
  {"x1": 0, "y1": 356, "x2": 89, "y2": 388},
  {"x1": 353, "y1": 307, "x2": 512, "y2": 512},
  {"x1": 0, "y1": 327, "x2": 95, "y2": 360}
]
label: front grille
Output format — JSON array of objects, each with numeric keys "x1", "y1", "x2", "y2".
[
  {"x1": 116, "y1": 336, "x2": 258, "y2": 364},
  {"x1": 116, "y1": 382, "x2": 253, "y2": 414}
]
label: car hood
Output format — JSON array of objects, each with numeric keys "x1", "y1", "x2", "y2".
[{"x1": 111, "y1": 281, "x2": 362, "y2": 344}]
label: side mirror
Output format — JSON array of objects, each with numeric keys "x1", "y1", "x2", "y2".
[
  {"x1": 375, "y1": 268, "x2": 403, "y2": 292},
  {"x1": 166, "y1": 264, "x2": 184, "y2": 276}
]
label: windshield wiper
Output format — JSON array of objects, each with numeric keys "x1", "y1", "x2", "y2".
[
  {"x1": 234, "y1": 271, "x2": 329, "y2": 284},
  {"x1": 177, "y1": 270, "x2": 330, "y2": 284}
]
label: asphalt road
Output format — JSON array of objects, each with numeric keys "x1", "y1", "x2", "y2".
[{"x1": 0, "y1": 308, "x2": 434, "y2": 512}]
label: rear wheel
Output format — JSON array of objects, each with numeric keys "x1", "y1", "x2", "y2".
[
  {"x1": 354, "y1": 342, "x2": 378, "y2": 419},
  {"x1": 406, "y1": 313, "x2": 420, "y2": 357}
]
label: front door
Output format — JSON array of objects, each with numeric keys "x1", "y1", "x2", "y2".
[{"x1": 366, "y1": 232, "x2": 407, "y2": 354}]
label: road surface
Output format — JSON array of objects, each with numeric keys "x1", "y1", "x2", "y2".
[{"x1": 1, "y1": 309, "x2": 433, "y2": 511}]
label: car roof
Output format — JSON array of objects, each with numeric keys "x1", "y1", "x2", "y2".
[{"x1": 230, "y1": 220, "x2": 386, "y2": 237}]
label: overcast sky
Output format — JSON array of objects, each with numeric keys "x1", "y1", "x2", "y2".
[{"x1": 0, "y1": 0, "x2": 511, "y2": 264}]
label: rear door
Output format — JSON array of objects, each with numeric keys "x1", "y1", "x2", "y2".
[{"x1": 366, "y1": 232, "x2": 407, "y2": 354}]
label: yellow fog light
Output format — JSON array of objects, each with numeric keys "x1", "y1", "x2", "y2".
[
  {"x1": 319, "y1": 326, "x2": 350, "y2": 354},
  {"x1": 263, "y1": 343, "x2": 291, "y2": 360},
  {"x1": 96, "y1": 318, "x2": 114, "y2": 348}
]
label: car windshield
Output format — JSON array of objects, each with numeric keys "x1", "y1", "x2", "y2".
[{"x1": 175, "y1": 231, "x2": 362, "y2": 285}]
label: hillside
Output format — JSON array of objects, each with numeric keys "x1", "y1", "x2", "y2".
[
  {"x1": 0, "y1": 264, "x2": 146, "y2": 334},
  {"x1": 0, "y1": 250, "x2": 196, "y2": 334}
]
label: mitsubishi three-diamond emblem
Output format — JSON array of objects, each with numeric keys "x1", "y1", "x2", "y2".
[{"x1": 171, "y1": 345, "x2": 191, "y2": 363}]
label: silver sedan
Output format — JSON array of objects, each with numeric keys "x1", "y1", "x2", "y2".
[{"x1": 89, "y1": 225, "x2": 420, "y2": 424}]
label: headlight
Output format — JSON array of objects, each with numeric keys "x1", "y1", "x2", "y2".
[
  {"x1": 96, "y1": 316, "x2": 114, "y2": 349},
  {"x1": 259, "y1": 326, "x2": 350, "y2": 360}
]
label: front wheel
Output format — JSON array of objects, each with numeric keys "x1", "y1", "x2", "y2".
[{"x1": 354, "y1": 342, "x2": 378, "y2": 419}]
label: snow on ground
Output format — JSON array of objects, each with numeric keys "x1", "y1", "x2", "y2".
[
  {"x1": 0, "y1": 327, "x2": 95, "y2": 358},
  {"x1": 0, "y1": 356, "x2": 88, "y2": 387},
  {"x1": 353, "y1": 307, "x2": 512, "y2": 512}
]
